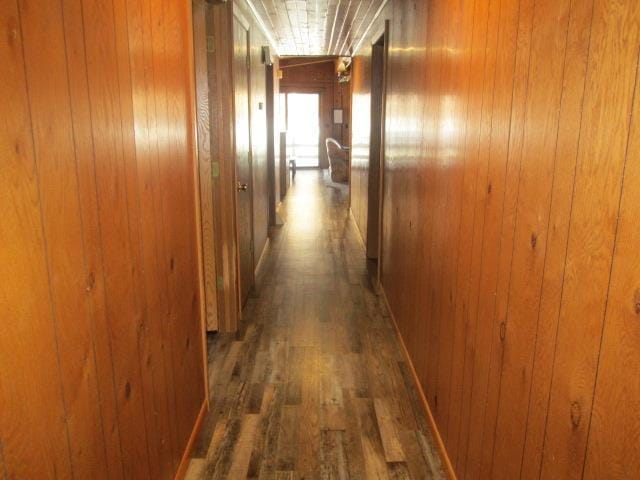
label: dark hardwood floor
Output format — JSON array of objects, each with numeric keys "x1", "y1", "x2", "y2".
[{"x1": 186, "y1": 170, "x2": 444, "y2": 479}]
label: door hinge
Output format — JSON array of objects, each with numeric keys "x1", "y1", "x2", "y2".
[
  {"x1": 211, "y1": 161, "x2": 220, "y2": 178},
  {"x1": 206, "y1": 35, "x2": 215, "y2": 53},
  {"x1": 216, "y1": 275, "x2": 224, "y2": 289}
]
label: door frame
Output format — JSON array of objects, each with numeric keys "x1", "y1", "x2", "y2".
[
  {"x1": 232, "y1": 6, "x2": 255, "y2": 314},
  {"x1": 266, "y1": 63, "x2": 279, "y2": 226},
  {"x1": 371, "y1": 21, "x2": 390, "y2": 287},
  {"x1": 280, "y1": 85, "x2": 329, "y2": 169},
  {"x1": 189, "y1": 0, "x2": 210, "y2": 409},
  {"x1": 192, "y1": 0, "x2": 221, "y2": 333},
  {"x1": 280, "y1": 91, "x2": 322, "y2": 169}
]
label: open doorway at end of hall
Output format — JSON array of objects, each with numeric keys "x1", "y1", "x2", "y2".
[{"x1": 279, "y1": 92, "x2": 321, "y2": 168}]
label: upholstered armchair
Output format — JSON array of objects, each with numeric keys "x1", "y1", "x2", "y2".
[{"x1": 325, "y1": 138, "x2": 350, "y2": 183}]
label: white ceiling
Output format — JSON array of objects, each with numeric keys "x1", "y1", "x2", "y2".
[{"x1": 245, "y1": 0, "x2": 387, "y2": 56}]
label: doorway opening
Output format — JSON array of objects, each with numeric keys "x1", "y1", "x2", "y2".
[
  {"x1": 367, "y1": 28, "x2": 388, "y2": 284},
  {"x1": 281, "y1": 93, "x2": 321, "y2": 168}
]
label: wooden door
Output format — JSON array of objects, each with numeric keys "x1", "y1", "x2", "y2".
[
  {"x1": 233, "y1": 17, "x2": 254, "y2": 307},
  {"x1": 367, "y1": 40, "x2": 385, "y2": 260}
]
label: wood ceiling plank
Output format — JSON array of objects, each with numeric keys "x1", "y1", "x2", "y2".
[
  {"x1": 336, "y1": 0, "x2": 372, "y2": 55},
  {"x1": 333, "y1": 0, "x2": 362, "y2": 55},
  {"x1": 246, "y1": 0, "x2": 385, "y2": 55}
]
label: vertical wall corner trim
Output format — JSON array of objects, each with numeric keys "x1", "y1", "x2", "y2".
[{"x1": 173, "y1": 400, "x2": 208, "y2": 480}]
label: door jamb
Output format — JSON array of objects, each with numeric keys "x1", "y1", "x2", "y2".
[
  {"x1": 373, "y1": 21, "x2": 390, "y2": 288},
  {"x1": 231, "y1": 8, "x2": 255, "y2": 315}
]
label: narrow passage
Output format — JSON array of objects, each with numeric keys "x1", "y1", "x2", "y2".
[{"x1": 188, "y1": 171, "x2": 444, "y2": 479}]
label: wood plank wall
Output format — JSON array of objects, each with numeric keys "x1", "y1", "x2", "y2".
[
  {"x1": 350, "y1": 53, "x2": 373, "y2": 249},
  {"x1": 205, "y1": 1, "x2": 240, "y2": 332},
  {"x1": 351, "y1": 0, "x2": 640, "y2": 478},
  {"x1": 0, "y1": 0, "x2": 205, "y2": 478}
]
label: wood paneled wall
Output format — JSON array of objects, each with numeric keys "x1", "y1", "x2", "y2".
[
  {"x1": 350, "y1": 53, "x2": 373, "y2": 248},
  {"x1": 352, "y1": 0, "x2": 640, "y2": 478},
  {"x1": 193, "y1": 0, "x2": 220, "y2": 332},
  {"x1": 351, "y1": 42, "x2": 384, "y2": 259},
  {"x1": 1, "y1": 0, "x2": 205, "y2": 478},
  {"x1": 280, "y1": 58, "x2": 351, "y2": 168}
]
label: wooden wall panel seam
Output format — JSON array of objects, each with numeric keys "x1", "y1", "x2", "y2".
[
  {"x1": 60, "y1": 0, "x2": 120, "y2": 472},
  {"x1": 439, "y1": 0, "x2": 479, "y2": 451},
  {"x1": 110, "y1": 0, "x2": 162, "y2": 474},
  {"x1": 490, "y1": 0, "x2": 575, "y2": 476},
  {"x1": 445, "y1": 0, "x2": 492, "y2": 467},
  {"x1": 518, "y1": 1, "x2": 595, "y2": 477},
  {"x1": 149, "y1": 0, "x2": 183, "y2": 464},
  {"x1": 62, "y1": 0, "x2": 129, "y2": 475},
  {"x1": 582, "y1": 42, "x2": 640, "y2": 479},
  {"x1": 476, "y1": 0, "x2": 536, "y2": 476},
  {"x1": 538, "y1": 0, "x2": 640, "y2": 477},
  {"x1": 460, "y1": 0, "x2": 522, "y2": 476}
]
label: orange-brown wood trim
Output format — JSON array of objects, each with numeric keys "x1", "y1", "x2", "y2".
[
  {"x1": 173, "y1": 399, "x2": 208, "y2": 480},
  {"x1": 254, "y1": 236, "x2": 271, "y2": 281},
  {"x1": 380, "y1": 286, "x2": 458, "y2": 480},
  {"x1": 349, "y1": 208, "x2": 367, "y2": 251},
  {"x1": 188, "y1": 0, "x2": 210, "y2": 410},
  {"x1": 375, "y1": 22, "x2": 389, "y2": 286}
]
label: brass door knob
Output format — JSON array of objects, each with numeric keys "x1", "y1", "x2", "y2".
[{"x1": 237, "y1": 182, "x2": 248, "y2": 191}]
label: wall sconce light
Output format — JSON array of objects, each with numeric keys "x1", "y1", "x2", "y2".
[{"x1": 336, "y1": 57, "x2": 351, "y2": 83}]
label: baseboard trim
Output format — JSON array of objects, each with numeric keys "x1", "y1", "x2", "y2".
[
  {"x1": 349, "y1": 208, "x2": 367, "y2": 250},
  {"x1": 379, "y1": 285, "x2": 458, "y2": 480},
  {"x1": 173, "y1": 399, "x2": 208, "y2": 480},
  {"x1": 254, "y1": 236, "x2": 271, "y2": 282}
]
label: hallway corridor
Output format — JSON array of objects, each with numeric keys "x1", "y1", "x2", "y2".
[{"x1": 186, "y1": 171, "x2": 444, "y2": 479}]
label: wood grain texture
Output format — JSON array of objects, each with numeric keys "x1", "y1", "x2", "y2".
[
  {"x1": 0, "y1": 0, "x2": 206, "y2": 477},
  {"x1": 540, "y1": 1, "x2": 640, "y2": 478},
  {"x1": 206, "y1": 1, "x2": 240, "y2": 332},
  {"x1": 266, "y1": 61, "x2": 281, "y2": 226},
  {"x1": 350, "y1": 0, "x2": 640, "y2": 478},
  {"x1": 0, "y1": 2, "x2": 74, "y2": 477},
  {"x1": 247, "y1": 13, "x2": 271, "y2": 275},
  {"x1": 233, "y1": 13, "x2": 255, "y2": 308},
  {"x1": 584, "y1": 32, "x2": 640, "y2": 480},
  {"x1": 221, "y1": 0, "x2": 276, "y2": 316},
  {"x1": 350, "y1": 52, "x2": 373, "y2": 253},
  {"x1": 193, "y1": 0, "x2": 220, "y2": 332},
  {"x1": 17, "y1": 0, "x2": 109, "y2": 476}
]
